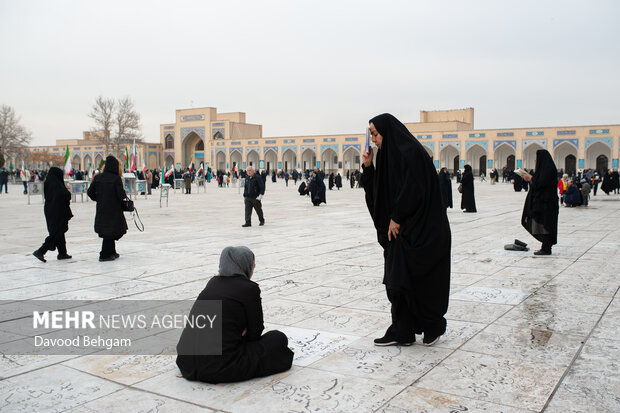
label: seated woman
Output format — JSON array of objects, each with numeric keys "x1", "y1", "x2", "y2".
[
  {"x1": 176, "y1": 246, "x2": 294, "y2": 384},
  {"x1": 564, "y1": 180, "x2": 582, "y2": 207}
]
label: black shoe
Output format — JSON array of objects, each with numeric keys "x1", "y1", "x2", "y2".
[
  {"x1": 242, "y1": 223, "x2": 251, "y2": 227},
  {"x1": 374, "y1": 333, "x2": 414, "y2": 347},
  {"x1": 259, "y1": 221, "x2": 265, "y2": 226},
  {"x1": 99, "y1": 256, "x2": 117, "y2": 262},
  {"x1": 57, "y1": 254, "x2": 72, "y2": 260},
  {"x1": 33, "y1": 250, "x2": 46, "y2": 263},
  {"x1": 423, "y1": 333, "x2": 441, "y2": 346},
  {"x1": 114, "y1": 253, "x2": 120, "y2": 259},
  {"x1": 534, "y1": 249, "x2": 552, "y2": 256},
  {"x1": 514, "y1": 239, "x2": 528, "y2": 248}
]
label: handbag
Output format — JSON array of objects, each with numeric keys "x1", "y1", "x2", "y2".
[
  {"x1": 122, "y1": 199, "x2": 134, "y2": 212},
  {"x1": 457, "y1": 184, "x2": 463, "y2": 193}
]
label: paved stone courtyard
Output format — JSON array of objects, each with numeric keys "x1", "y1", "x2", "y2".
[{"x1": 0, "y1": 177, "x2": 618, "y2": 412}]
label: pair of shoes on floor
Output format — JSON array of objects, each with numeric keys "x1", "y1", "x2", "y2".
[
  {"x1": 33, "y1": 250, "x2": 46, "y2": 263},
  {"x1": 534, "y1": 249, "x2": 552, "y2": 256},
  {"x1": 504, "y1": 243, "x2": 529, "y2": 251},
  {"x1": 57, "y1": 254, "x2": 72, "y2": 260},
  {"x1": 99, "y1": 254, "x2": 118, "y2": 262}
]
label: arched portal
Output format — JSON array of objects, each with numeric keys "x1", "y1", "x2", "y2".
[
  {"x1": 301, "y1": 148, "x2": 316, "y2": 171},
  {"x1": 522, "y1": 143, "x2": 546, "y2": 170},
  {"x1": 494, "y1": 143, "x2": 516, "y2": 172},
  {"x1": 230, "y1": 150, "x2": 242, "y2": 173},
  {"x1": 321, "y1": 148, "x2": 338, "y2": 174},
  {"x1": 586, "y1": 142, "x2": 611, "y2": 173},
  {"x1": 72, "y1": 154, "x2": 81, "y2": 171},
  {"x1": 264, "y1": 149, "x2": 278, "y2": 173},
  {"x1": 183, "y1": 132, "x2": 204, "y2": 168},
  {"x1": 165, "y1": 154, "x2": 174, "y2": 169},
  {"x1": 439, "y1": 145, "x2": 459, "y2": 174},
  {"x1": 165, "y1": 134, "x2": 174, "y2": 149},
  {"x1": 83, "y1": 154, "x2": 92, "y2": 171},
  {"x1": 553, "y1": 142, "x2": 578, "y2": 176},
  {"x1": 215, "y1": 151, "x2": 226, "y2": 172},
  {"x1": 343, "y1": 146, "x2": 360, "y2": 175},
  {"x1": 247, "y1": 150, "x2": 259, "y2": 169},
  {"x1": 282, "y1": 149, "x2": 297, "y2": 173},
  {"x1": 466, "y1": 144, "x2": 487, "y2": 176}
]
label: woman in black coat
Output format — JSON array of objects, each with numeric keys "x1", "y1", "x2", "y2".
[
  {"x1": 87, "y1": 156, "x2": 128, "y2": 261},
  {"x1": 521, "y1": 150, "x2": 559, "y2": 255},
  {"x1": 362, "y1": 113, "x2": 451, "y2": 347},
  {"x1": 33, "y1": 167, "x2": 73, "y2": 262},
  {"x1": 335, "y1": 173, "x2": 342, "y2": 190},
  {"x1": 176, "y1": 246, "x2": 293, "y2": 383},
  {"x1": 307, "y1": 172, "x2": 326, "y2": 206},
  {"x1": 438, "y1": 167, "x2": 453, "y2": 209},
  {"x1": 460, "y1": 164, "x2": 477, "y2": 212}
]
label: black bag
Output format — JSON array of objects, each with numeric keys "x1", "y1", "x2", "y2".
[
  {"x1": 122, "y1": 199, "x2": 134, "y2": 212},
  {"x1": 457, "y1": 184, "x2": 463, "y2": 194}
]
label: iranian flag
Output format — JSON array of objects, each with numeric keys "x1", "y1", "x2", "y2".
[
  {"x1": 124, "y1": 147, "x2": 130, "y2": 171},
  {"x1": 63, "y1": 145, "x2": 72, "y2": 176},
  {"x1": 88, "y1": 162, "x2": 93, "y2": 179},
  {"x1": 188, "y1": 157, "x2": 193, "y2": 172},
  {"x1": 164, "y1": 165, "x2": 174, "y2": 178},
  {"x1": 233, "y1": 163, "x2": 238, "y2": 173},
  {"x1": 131, "y1": 140, "x2": 137, "y2": 172},
  {"x1": 142, "y1": 161, "x2": 147, "y2": 177},
  {"x1": 20, "y1": 160, "x2": 26, "y2": 180},
  {"x1": 196, "y1": 162, "x2": 204, "y2": 175}
]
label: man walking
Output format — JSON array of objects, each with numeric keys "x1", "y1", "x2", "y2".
[{"x1": 242, "y1": 166, "x2": 265, "y2": 227}]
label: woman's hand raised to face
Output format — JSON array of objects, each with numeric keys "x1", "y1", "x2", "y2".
[{"x1": 362, "y1": 147, "x2": 373, "y2": 167}]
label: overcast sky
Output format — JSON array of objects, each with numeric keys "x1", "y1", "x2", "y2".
[{"x1": 1, "y1": 0, "x2": 619, "y2": 146}]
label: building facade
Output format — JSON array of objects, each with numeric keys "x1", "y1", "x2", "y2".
[{"x1": 161, "y1": 107, "x2": 620, "y2": 176}]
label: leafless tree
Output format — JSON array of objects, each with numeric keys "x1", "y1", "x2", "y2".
[
  {"x1": 0, "y1": 105, "x2": 32, "y2": 161},
  {"x1": 113, "y1": 97, "x2": 142, "y2": 157},
  {"x1": 88, "y1": 96, "x2": 115, "y2": 155}
]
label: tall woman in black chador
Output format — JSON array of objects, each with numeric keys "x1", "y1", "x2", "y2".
[
  {"x1": 33, "y1": 167, "x2": 73, "y2": 262},
  {"x1": 521, "y1": 150, "x2": 559, "y2": 255},
  {"x1": 460, "y1": 164, "x2": 477, "y2": 212},
  {"x1": 362, "y1": 113, "x2": 451, "y2": 346}
]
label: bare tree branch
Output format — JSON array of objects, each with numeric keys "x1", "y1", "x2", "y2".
[
  {"x1": 0, "y1": 105, "x2": 32, "y2": 160},
  {"x1": 88, "y1": 96, "x2": 115, "y2": 155}
]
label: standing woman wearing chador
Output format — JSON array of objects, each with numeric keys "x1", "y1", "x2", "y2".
[
  {"x1": 460, "y1": 164, "x2": 477, "y2": 212},
  {"x1": 438, "y1": 167, "x2": 453, "y2": 209},
  {"x1": 362, "y1": 113, "x2": 451, "y2": 346},
  {"x1": 33, "y1": 167, "x2": 73, "y2": 262},
  {"x1": 87, "y1": 156, "x2": 128, "y2": 261},
  {"x1": 521, "y1": 150, "x2": 559, "y2": 255}
]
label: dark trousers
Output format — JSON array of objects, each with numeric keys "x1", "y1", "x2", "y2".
[
  {"x1": 101, "y1": 238, "x2": 116, "y2": 258},
  {"x1": 386, "y1": 288, "x2": 416, "y2": 342},
  {"x1": 0, "y1": 182, "x2": 7, "y2": 193},
  {"x1": 38, "y1": 232, "x2": 67, "y2": 256},
  {"x1": 541, "y1": 235, "x2": 554, "y2": 253},
  {"x1": 244, "y1": 197, "x2": 264, "y2": 224},
  {"x1": 253, "y1": 330, "x2": 294, "y2": 378}
]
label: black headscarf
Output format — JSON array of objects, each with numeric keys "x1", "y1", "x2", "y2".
[
  {"x1": 103, "y1": 156, "x2": 120, "y2": 175},
  {"x1": 44, "y1": 167, "x2": 66, "y2": 199},
  {"x1": 532, "y1": 150, "x2": 558, "y2": 189},
  {"x1": 368, "y1": 113, "x2": 441, "y2": 234}
]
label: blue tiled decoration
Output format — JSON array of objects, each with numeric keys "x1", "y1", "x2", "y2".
[
  {"x1": 263, "y1": 146, "x2": 278, "y2": 154},
  {"x1": 578, "y1": 159, "x2": 585, "y2": 168},
  {"x1": 300, "y1": 145, "x2": 317, "y2": 153},
  {"x1": 265, "y1": 140, "x2": 276, "y2": 144},
  {"x1": 181, "y1": 127, "x2": 205, "y2": 141},
  {"x1": 552, "y1": 138, "x2": 579, "y2": 149},
  {"x1": 212, "y1": 122, "x2": 225, "y2": 127},
  {"x1": 493, "y1": 140, "x2": 516, "y2": 150},
  {"x1": 342, "y1": 144, "x2": 361, "y2": 153},
  {"x1": 320, "y1": 144, "x2": 339, "y2": 154},
  {"x1": 584, "y1": 137, "x2": 613, "y2": 149},
  {"x1": 345, "y1": 137, "x2": 358, "y2": 141},
  {"x1": 302, "y1": 138, "x2": 315, "y2": 143},
  {"x1": 418, "y1": 135, "x2": 433, "y2": 139},
  {"x1": 245, "y1": 146, "x2": 260, "y2": 154},
  {"x1": 516, "y1": 160, "x2": 522, "y2": 168},
  {"x1": 522, "y1": 139, "x2": 547, "y2": 150},
  {"x1": 278, "y1": 162, "x2": 282, "y2": 169},
  {"x1": 229, "y1": 148, "x2": 242, "y2": 155},
  {"x1": 590, "y1": 129, "x2": 609, "y2": 134},
  {"x1": 497, "y1": 132, "x2": 514, "y2": 137},
  {"x1": 469, "y1": 133, "x2": 486, "y2": 138},
  {"x1": 439, "y1": 142, "x2": 460, "y2": 151},
  {"x1": 557, "y1": 130, "x2": 576, "y2": 135},
  {"x1": 488, "y1": 159, "x2": 493, "y2": 168},
  {"x1": 281, "y1": 145, "x2": 298, "y2": 154},
  {"x1": 284, "y1": 139, "x2": 295, "y2": 143},
  {"x1": 613, "y1": 159, "x2": 619, "y2": 168},
  {"x1": 526, "y1": 131, "x2": 544, "y2": 136},
  {"x1": 465, "y1": 140, "x2": 488, "y2": 151},
  {"x1": 460, "y1": 160, "x2": 465, "y2": 168},
  {"x1": 181, "y1": 114, "x2": 205, "y2": 121},
  {"x1": 434, "y1": 160, "x2": 439, "y2": 168},
  {"x1": 323, "y1": 138, "x2": 336, "y2": 142},
  {"x1": 212, "y1": 128, "x2": 225, "y2": 139},
  {"x1": 163, "y1": 126, "x2": 174, "y2": 130},
  {"x1": 421, "y1": 142, "x2": 435, "y2": 153},
  {"x1": 443, "y1": 134, "x2": 458, "y2": 138}
]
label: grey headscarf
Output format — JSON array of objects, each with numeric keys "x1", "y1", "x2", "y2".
[{"x1": 218, "y1": 246, "x2": 255, "y2": 279}]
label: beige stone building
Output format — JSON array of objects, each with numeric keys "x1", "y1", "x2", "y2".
[
  {"x1": 14, "y1": 106, "x2": 619, "y2": 177},
  {"x1": 161, "y1": 107, "x2": 620, "y2": 176}
]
